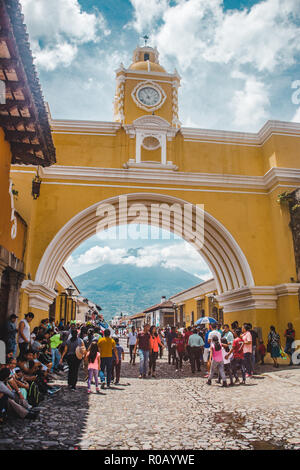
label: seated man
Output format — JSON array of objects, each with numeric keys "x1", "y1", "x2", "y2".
[
  {"x1": 0, "y1": 368, "x2": 39, "y2": 420},
  {"x1": 6, "y1": 358, "x2": 30, "y2": 408},
  {"x1": 17, "y1": 350, "x2": 39, "y2": 382}
]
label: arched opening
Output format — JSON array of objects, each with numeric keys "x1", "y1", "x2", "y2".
[{"x1": 35, "y1": 193, "x2": 254, "y2": 297}]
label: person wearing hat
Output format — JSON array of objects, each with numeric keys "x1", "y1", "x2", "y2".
[
  {"x1": 6, "y1": 314, "x2": 18, "y2": 358},
  {"x1": 18, "y1": 313, "x2": 34, "y2": 357},
  {"x1": 60, "y1": 329, "x2": 86, "y2": 390}
]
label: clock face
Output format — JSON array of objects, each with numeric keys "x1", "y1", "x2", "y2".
[{"x1": 137, "y1": 86, "x2": 160, "y2": 107}]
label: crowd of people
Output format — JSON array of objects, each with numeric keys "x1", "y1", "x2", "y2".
[
  {"x1": 0, "y1": 313, "x2": 126, "y2": 423},
  {"x1": 0, "y1": 311, "x2": 297, "y2": 424},
  {"x1": 125, "y1": 320, "x2": 297, "y2": 387}
]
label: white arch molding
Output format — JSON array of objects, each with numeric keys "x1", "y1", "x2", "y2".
[{"x1": 34, "y1": 193, "x2": 254, "y2": 297}]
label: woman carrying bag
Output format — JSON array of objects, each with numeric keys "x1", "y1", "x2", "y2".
[
  {"x1": 267, "y1": 325, "x2": 281, "y2": 368},
  {"x1": 60, "y1": 330, "x2": 86, "y2": 390}
]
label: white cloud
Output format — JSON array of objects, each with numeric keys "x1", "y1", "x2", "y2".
[
  {"x1": 146, "y1": 0, "x2": 300, "y2": 72},
  {"x1": 203, "y1": 0, "x2": 300, "y2": 72},
  {"x1": 65, "y1": 241, "x2": 212, "y2": 280},
  {"x1": 31, "y1": 43, "x2": 78, "y2": 71},
  {"x1": 20, "y1": 0, "x2": 110, "y2": 70},
  {"x1": 130, "y1": 0, "x2": 169, "y2": 33},
  {"x1": 77, "y1": 246, "x2": 127, "y2": 266},
  {"x1": 231, "y1": 74, "x2": 270, "y2": 130}
]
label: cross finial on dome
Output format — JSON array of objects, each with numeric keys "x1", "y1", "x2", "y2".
[{"x1": 142, "y1": 34, "x2": 149, "y2": 46}]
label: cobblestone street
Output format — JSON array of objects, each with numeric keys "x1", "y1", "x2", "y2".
[{"x1": 1, "y1": 340, "x2": 300, "y2": 451}]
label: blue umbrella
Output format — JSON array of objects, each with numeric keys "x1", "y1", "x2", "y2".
[{"x1": 195, "y1": 317, "x2": 217, "y2": 325}]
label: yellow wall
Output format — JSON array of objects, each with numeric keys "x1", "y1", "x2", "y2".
[
  {"x1": 0, "y1": 129, "x2": 12, "y2": 249},
  {"x1": 0, "y1": 129, "x2": 27, "y2": 262},
  {"x1": 15, "y1": 179, "x2": 296, "y2": 290}
]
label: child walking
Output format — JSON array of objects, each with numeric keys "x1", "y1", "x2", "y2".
[
  {"x1": 207, "y1": 335, "x2": 228, "y2": 387},
  {"x1": 218, "y1": 338, "x2": 234, "y2": 386},
  {"x1": 86, "y1": 342, "x2": 100, "y2": 394}
]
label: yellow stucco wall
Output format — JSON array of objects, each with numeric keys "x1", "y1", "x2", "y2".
[
  {"x1": 0, "y1": 129, "x2": 12, "y2": 251},
  {"x1": 15, "y1": 179, "x2": 296, "y2": 290},
  {"x1": 0, "y1": 129, "x2": 27, "y2": 262}
]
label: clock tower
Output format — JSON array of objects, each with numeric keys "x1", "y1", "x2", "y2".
[{"x1": 114, "y1": 45, "x2": 181, "y2": 168}]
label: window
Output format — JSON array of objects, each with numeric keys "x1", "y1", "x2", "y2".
[{"x1": 144, "y1": 53, "x2": 150, "y2": 61}]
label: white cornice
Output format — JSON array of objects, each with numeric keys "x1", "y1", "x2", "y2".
[
  {"x1": 50, "y1": 118, "x2": 300, "y2": 146},
  {"x1": 216, "y1": 284, "x2": 300, "y2": 313},
  {"x1": 170, "y1": 279, "x2": 217, "y2": 303},
  {"x1": 275, "y1": 283, "x2": 300, "y2": 297},
  {"x1": 123, "y1": 115, "x2": 178, "y2": 138},
  {"x1": 22, "y1": 280, "x2": 57, "y2": 312},
  {"x1": 35, "y1": 165, "x2": 300, "y2": 191},
  {"x1": 123, "y1": 161, "x2": 179, "y2": 171},
  {"x1": 51, "y1": 120, "x2": 122, "y2": 135},
  {"x1": 116, "y1": 67, "x2": 179, "y2": 79},
  {"x1": 181, "y1": 120, "x2": 300, "y2": 146}
]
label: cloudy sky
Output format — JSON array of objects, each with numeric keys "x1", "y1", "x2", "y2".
[
  {"x1": 20, "y1": 0, "x2": 300, "y2": 280},
  {"x1": 21, "y1": 0, "x2": 300, "y2": 129},
  {"x1": 64, "y1": 226, "x2": 212, "y2": 279}
]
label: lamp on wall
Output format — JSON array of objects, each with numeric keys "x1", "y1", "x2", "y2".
[
  {"x1": 32, "y1": 167, "x2": 41, "y2": 200},
  {"x1": 66, "y1": 285, "x2": 76, "y2": 297}
]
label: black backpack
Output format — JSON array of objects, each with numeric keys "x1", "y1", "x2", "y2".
[{"x1": 27, "y1": 381, "x2": 43, "y2": 406}]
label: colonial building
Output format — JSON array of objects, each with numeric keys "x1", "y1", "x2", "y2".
[
  {"x1": 0, "y1": 0, "x2": 55, "y2": 339},
  {"x1": 128, "y1": 312, "x2": 146, "y2": 330},
  {"x1": 7, "y1": 25, "x2": 300, "y2": 343},
  {"x1": 144, "y1": 296, "x2": 175, "y2": 327},
  {"x1": 169, "y1": 279, "x2": 222, "y2": 328}
]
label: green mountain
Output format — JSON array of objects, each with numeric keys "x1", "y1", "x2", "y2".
[{"x1": 74, "y1": 264, "x2": 202, "y2": 321}]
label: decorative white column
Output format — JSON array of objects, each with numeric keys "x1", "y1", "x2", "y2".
[
  {"x1": 22, "y1": 280, "x2": 58, "y2": 312},
  {"x1": 160, "y1": 135, "x2": 167, "y2": 165}
]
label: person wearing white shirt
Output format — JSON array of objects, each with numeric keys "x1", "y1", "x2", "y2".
[
  {"x1": 216, "y1": 340, "x2": 234, "y2": 386},
  {"x1": 208, "y1": 325, "x2": 221, "y2": 344},
  {"x1": 127, "y1": 327, "x2": 137, "y2": 365}
]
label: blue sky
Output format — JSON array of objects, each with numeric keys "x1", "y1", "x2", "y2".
[{"x1": 19, "y1": 0, "x2": 300, "y2": 281}]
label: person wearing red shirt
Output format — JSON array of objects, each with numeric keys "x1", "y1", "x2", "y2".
[
  {"x1": 226, "y1": 328, "x2": 246, "y2": 384},
  {"x1": 258, "y1": 340, "x2": 266, "y2": 365},
  {"x1": 184, "y1": 326, "x2": 193, "y2": 362},
  {"x1": 172, "y1": 331, "x2": 186, "y2": 371},
  {"x1": 134, "y1": 324, "x2": 150, "y2": 379}
]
